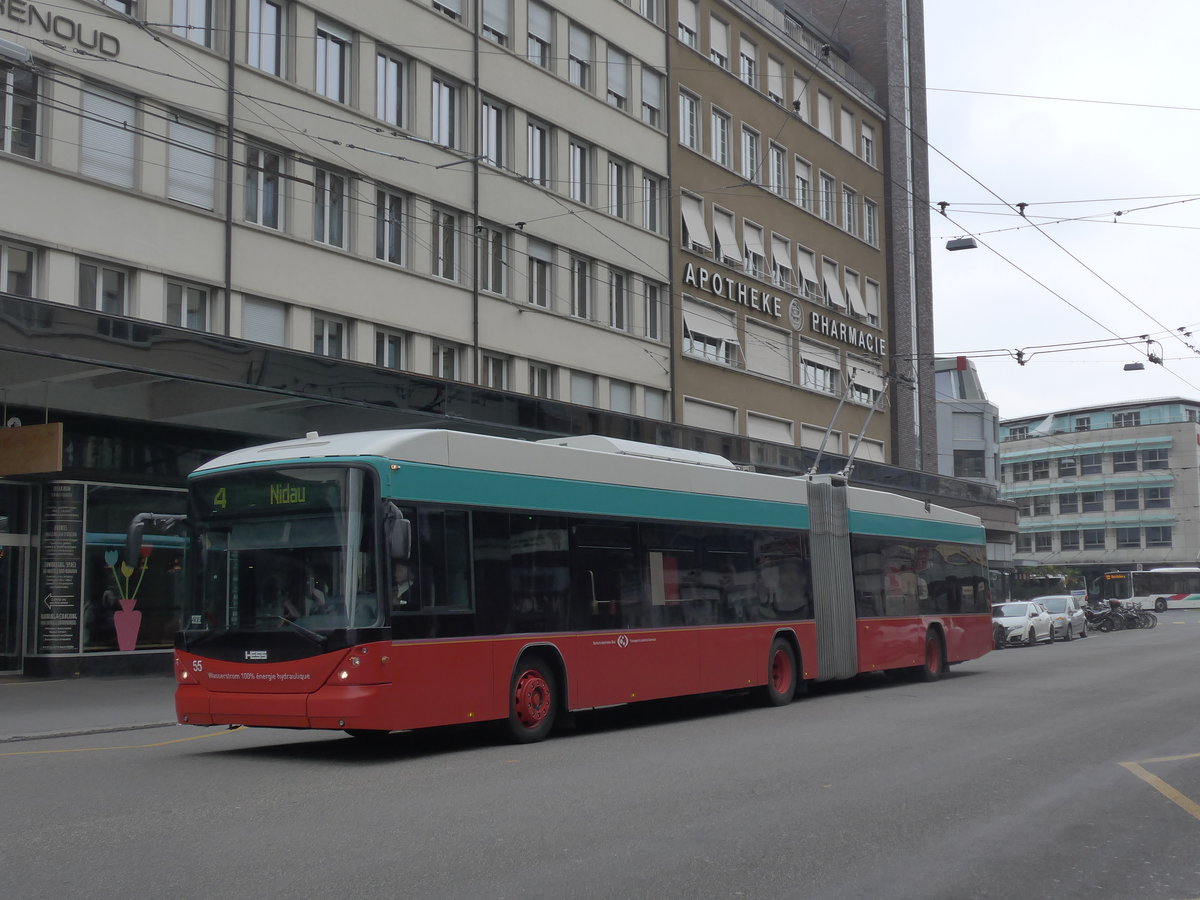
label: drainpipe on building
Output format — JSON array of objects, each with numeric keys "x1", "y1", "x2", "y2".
[
  {"x1": 470, "y1": 0, "x2": 482, "y2": 384},
  {"x1": 900, "y1": 0, "x2": 921, "y2": 467},
  {"x1": 223, "y1": 1, "x2": 237, "y2": 337}
]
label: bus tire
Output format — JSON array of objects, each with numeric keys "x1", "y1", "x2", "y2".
[
  {"x1": 762, "y1": 637, "x2": 798, "y2": 706},
  {"x1": 506, "y1": 654, "x2": 558, "y2": 743},
  {"x1": 916, "y1": 630, "x2": 945, "y2": 682},
  {"x1": 1154, "y1": 598, "x2": 1168, "y2": 612}
]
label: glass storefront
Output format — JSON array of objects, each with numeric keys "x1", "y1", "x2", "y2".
[{"x1": 0, "y1": 483, "x2": 30, "y2": 671}]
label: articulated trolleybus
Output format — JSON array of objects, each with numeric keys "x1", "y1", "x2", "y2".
[{"x1": 138, "y1": 429, "x2": 992, "y2": 742}]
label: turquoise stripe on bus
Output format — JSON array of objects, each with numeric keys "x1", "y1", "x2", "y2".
[
  {"x1": 848, "y1": 510, "x2": 986, "y2": 545},
  {"x1": 385, "y1": 462, "x2": 810, "y2": 529}
]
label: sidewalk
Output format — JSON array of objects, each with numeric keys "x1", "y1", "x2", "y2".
[{"x1": 0, "y1": 674, "x2": 178, "y2": 742}]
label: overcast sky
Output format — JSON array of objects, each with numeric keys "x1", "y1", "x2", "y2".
[{"x1": 922, "y1": 0, "x2": 1200, "y2": 420}]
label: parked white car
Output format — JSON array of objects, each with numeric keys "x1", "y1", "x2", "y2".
[
  {"x1": 1034, "y1": 594, "x2": 1088, "y2": 641},
  {"x1": 991, "y1": 601, "x2": 1055, "y2": 646}
]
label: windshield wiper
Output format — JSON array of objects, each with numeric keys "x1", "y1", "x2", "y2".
[{"x1": 276, "y1": 617, "x2": 328, "y2": 649}]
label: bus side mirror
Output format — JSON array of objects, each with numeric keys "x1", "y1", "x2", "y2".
[{"x1": 383, "y1": 502, "x2": 411, "y2": 560}]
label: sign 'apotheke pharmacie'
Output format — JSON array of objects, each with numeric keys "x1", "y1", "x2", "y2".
[
  {"x1": 682, "y1": 261, "x2": 886, "y2": 355},
  {"x1": 1, "y1": 1, "x2": 122, "y2": 58}
]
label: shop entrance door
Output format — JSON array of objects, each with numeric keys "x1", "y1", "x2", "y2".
[{"x1": 0, "y1": 484, "x2": 31, "y2": 672}]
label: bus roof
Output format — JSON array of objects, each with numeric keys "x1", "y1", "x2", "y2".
[{"x1": 193, "y1": 428, "x2": 983, "y2": 534}]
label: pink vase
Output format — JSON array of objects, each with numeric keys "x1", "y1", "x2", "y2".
[{"x1": 114, "y1": 609, "x2": 143, "y2": 651}]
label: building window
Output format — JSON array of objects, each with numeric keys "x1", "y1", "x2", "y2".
[
  {"x1": 954, "y1": 450, "x2": 985, "y2": 479},
  {"x1": 376, "y1": 330, "x2": 408, "y2": 370},
  {"x1": 1112, "y1": 450, "x2": 1139, "y2": 472},
  {"x1": 1075, "y1": 416, "x2": 1091, "y2": 431},
  {"x1": 861, "y1": 123, "x2": 876, "y2": 165},
  {"x1": 172, "y1": 0, "x2": 213, "y2": 47},
  {"x1": 248, "y1": 1, "x2": 283, "y2": 76},
  {"x1": 1034, "y1": 533, "x2": 1053, "y2": 554},
  {"x1": 1115, "y1": 528, "x2": 1141, "y2": 549},
  {"x1": 432, "y1": 341, "x2": 461, "y2": 380},
  {"x1": 166, "y1": 281, "x2": 209, "y2": 330},
  {"x1": 606, "y1": 47, "x2": 629, "y2": 110},
  {"x1": 1113, "y1": 489, "x2": 1140, "y2": 511},
  {"x1": 570, "y1": 371, "x2": 597, "y2": 406},
  {"x1": 709, "y1": 17, "x2": 729, "y2": 68},
  {"x1": 1008, "y1": 425, "x2": 1029, "y2": 441},
  {"x1": 1142, "y1": 448, "x2": 1169, "y2": 470},
  {"x1": 817, "y1": 92, "x2": 833, "y2": 137},
  {"x1": 802, "y1": 358, "x2": 840, "y2": 394},
  {"x1": 1080, "y1": 491, "x2": 1104, "y2": 513},
  {"x1": 842, "y1": 186, "x2": 858, "y2": 235},
  {"x1": 433, "y1": 0, "x2": 462, "y2": 20},
  {"x1": 608, "y1": 269, "x2": 628, "y2": 331},
  {"x1": 794, "y1": 157, "x2": 811, "y2": 209},
  {"x1": 1079, "y1": 453, "x2": 1102, "y2": 475},
  {"x1": 767, "y1": 144, "x2": 785, "y2": 196},
  {"x1": 645, "y1": 387, "x2": 667, "y2": 419},
  {"x1": 771, "y1": 235, "x2": 793, "y2": 290},
  {"x1": 1, "y1": 64, "x2": 37, "y2": 159},
  {"x1": 79, "y1": 261, "x2": 127, "y2": 315},
  {"x1": 1015, "y1": 534, "x2": 1032, "y2": 554},
  {"x1": 1146, "y1": 526, "x2": 1172, "y2": 548},
  {"x1": 609, "y1": 379, "x2": 633, "y2": 414},
  {"x1": 245, "y1": 146, "x2": 282, "y2": 229},
  {"x1": 242, "y1": 295, "x2": 287, "y2": 345},
  {"x1": 607, "y1": 158, "x2": 627, "y2": 218},
  {"x1": 743, "y1": 222, "x2": 765, "y2": 280},
  {"x1": 1083, "y1": 529, "x2": 1106, "y2": 550},
  {"x1": 819, "y1": 173, "x2": 836, "y2": 223},
  {"x1": 480, "y1": 99, "x2": 506, "y2": 167},
  {"x1": 568, "y1": 139, "x2": 590, "y2": 203},
  {"x1": 482, "y1": 0, "x2": 509, "y2": 45},
  {"x1": 316, "y1": 20, "x2": 352, "y2": 104},
  {"x1": 644, "y1": 282, "x2": 662, "y2": 341},
  {"x1": 568, "y1": 24, "x2": 592, "y2": 89},
  {"x1": 527, "y1": 239, "x2": 553, "y2": 308},
  {"x1": 80, "y1": 84, "x2": 136, "y2": 188},
  {"x1": 679, "y1": 91, "x2": 699, "y2": 150},
  {"x1": 1144, "y1": 487, "x2": 1171, "y2": 508},
  {"x1": 713, "y1": 208, "x2": 740, "y2": 267},
  {"x1": 684, "y1": 299, "x2": 738, "y2": 366},
  {"x1": 864, "y1": 199, "x2": 878, "y2": 246},
  {"x1": 741, "y1": 127, "x2": 760, "y2": 182},
  {"x1": 0, "y1": 240, "x2": 35, "y2": 296},
  {"x1": 375, "y1": 189, "x2": 406, "y2": 265},
  {"x1": 529, "y1": 363, "x2": 554, "y2": 398},
  {"x1": 478, "y1": 224, "x2": 507, "y2": 295},
  {"x1": 570, "y1": 256, "x2": 591, "y2": 319},
  {"x1": 433, "y1": 208, "x2": 458, "y2": 280},
  {"x1": 313, "y1": 315, "x2": 345, "y2": 357},
  {"x1": 1057, "y1": 456, "x2": 1076, "y2": 477},
  {"x1": 1058, "y1": 494, "x2": 1078, "y2": 514},
  {"x1": 167, "y1": 117, "x2": 217, "y2": 209},
  {"x1": 642, "y1": 174, "x2": 662, "y2": 233},
  {"x1": 642, "y1": 69, "x2": 664, "y2": 127},
  {"x1": 431, "y1": 75, "x2": 459, "y2": 147},
  {"x1": 1060, "y1": 531, "x2": 1080, "y2": 551},
  {"x1": 711, "y1": 109, "x2": 730, "y2": 167},
  {"x1": 738, "y1": 38, "x2": 757, "y2": 87},
  {"x1": 1113, "y1": 411, "x2": 1140, "y2": 427},
  {"x1": 313, "y1": 168, "x2": 348, "y2": 248},
  {"x1": 526, "y1": 2, "x2": 553, "y2": 66},
  {"x1": 1032, "y1": 459, "x2": 1050, "y2": 480},
  {"x1": 677, "y1": 0, "x2": 698, "y2": 48},
  {"x1": 527, "y1": 120, "x2": 550, "y2": 186},
  {"x1": 376, "y1": 51, "x2": 406, "y2": 127},
  {"x1": 1011, "y1": 462, "x2": 1030, "y2": 482},
  {"x1": 482, "y1": 353, "x2": 509, "y2": 389}
]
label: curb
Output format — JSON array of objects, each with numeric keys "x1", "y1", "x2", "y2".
[{"x1": 0, "y1": 721, "x2": 179, "y2": 744}]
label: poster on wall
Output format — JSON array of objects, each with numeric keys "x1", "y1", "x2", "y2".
[{"x1": 36, "y1": 483, "x2": 84, "y2": 654}]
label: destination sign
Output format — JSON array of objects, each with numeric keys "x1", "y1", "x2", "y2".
[{"x1": 194, "y1": 471, "x2": 342, "y2": 516}]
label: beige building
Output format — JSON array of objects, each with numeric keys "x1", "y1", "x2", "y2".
[{"x1": 671, "y1": 0, "x2": 890, "y2": 465}]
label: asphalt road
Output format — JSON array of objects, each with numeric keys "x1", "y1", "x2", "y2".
[{"x1": 4, "y1": 613, "x2": 1200, "y2": 900}]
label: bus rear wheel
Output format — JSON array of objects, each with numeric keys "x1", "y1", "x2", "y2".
[
  {"x1": 1155, "y1": 598, "x2": 1168, "y2": 612},
  {"x1": 915, "y1": 630, "x2": 945, "y2": 682},
  {"x1": 506, "y1": 654, "x2": 558, "y2": 743},
  {"x1": 762, "y1": 638, "x2": 798, "y2": 706}
]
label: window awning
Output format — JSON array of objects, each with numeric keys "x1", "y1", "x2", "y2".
[
  {"x1": 771, "y1": 237, "x2": 792, "y2": 272},
  {"x1": 796, "y1": 250, "x2": 818, "y2": 286},
  {"x1": 681, "y1": 195, "x2": 711, "y2": 250},
  {"x1": 850, "y1": 366, "x2": 885, "y2": 392},
  {"x1": 743, "y1": 226, "x2": 766, "y2": 261},
  {"x1": 798, "y1": 340, "x2": 840, "y2": 370},
  {"x1": 712, "y1": 212, "x2": 741, "y2": 263},
  {"x1": 822, "y1": 266, "x2": 846, "y2": 309},
  {"x1": 683, "y1": 298, "x2": 738, "y2": 344},
  {"x1": 845, "y1": 277, "x2": 867, "y2": 317}
]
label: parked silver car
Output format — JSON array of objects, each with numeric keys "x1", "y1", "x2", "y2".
[
  {"x1": 1035, "y1": 594, "x2": 1088, "y2": 641},
  {"x1": 991, "y1": 601, "x2": 1054, "y2": 646}
]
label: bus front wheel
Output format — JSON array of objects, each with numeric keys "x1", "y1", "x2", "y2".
[
  {"x1": 1155, "y1": 597, "x2": 1168, "y2": 612},
  {"x1": 762, "y1": 637, "x2": 798, "y2": 706},
  {"x1": 506, "y1": 654, "x2": 558, "y2": 743}
]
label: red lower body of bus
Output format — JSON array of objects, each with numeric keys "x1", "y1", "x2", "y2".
[{"x1": 175, "y1": 615, "x2": 992, "y2": 732}]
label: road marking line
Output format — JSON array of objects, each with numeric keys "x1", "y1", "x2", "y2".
[
  {"x1": 0, "y1": 726, "x2": 242, "y2": 758},
  {"x1": 1120, "y1": 761, "x2": 1200, "y2": 822}
]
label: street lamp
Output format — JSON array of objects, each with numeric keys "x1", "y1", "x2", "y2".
[{"x1": 945, "y1": 237, "x2": 977, "y2": 251}]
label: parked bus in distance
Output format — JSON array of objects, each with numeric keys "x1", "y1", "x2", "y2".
[
  {"x1": 1094, "y1": 568, "x2": 1200, "y2": 612},
  {"x1": 130, "y1": 429, "x2": 992, "y2": 743}
]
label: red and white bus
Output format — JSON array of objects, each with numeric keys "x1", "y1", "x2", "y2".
[
  {"x1": 1093, "y1": 568, "x2": 1200, "y2": 612},
  {"x1": 133, "y1": 429, "x2": 993, "y2": 742}
]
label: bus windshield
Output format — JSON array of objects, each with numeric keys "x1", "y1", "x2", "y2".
[{"x1": 186, "y1": 466, "x2": 381, "y2": 635}]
